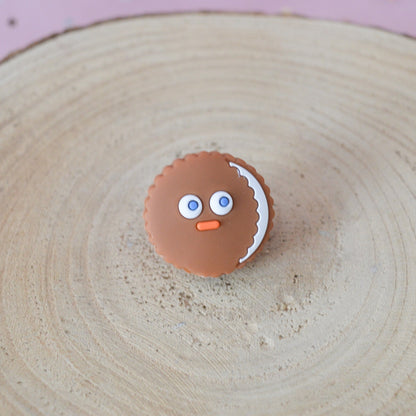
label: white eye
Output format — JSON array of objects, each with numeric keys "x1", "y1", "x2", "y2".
[
  {"x1": 178, "y1": 194, "x2": 203, "y2": 219},
  {"x1": 210, "y1": 191, "x2": 233, "y2": 216}
]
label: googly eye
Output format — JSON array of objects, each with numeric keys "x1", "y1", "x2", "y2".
[
  {"x1": 210, "y1": 191, "x2": 233, "y2": 216},
  {"x1": 178, "y1": 194, "x2": 203, "y2": 219}
]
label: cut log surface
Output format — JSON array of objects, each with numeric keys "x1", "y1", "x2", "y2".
[{"x1": 0, "y1": 14, "x2": 415, "y2": 416}]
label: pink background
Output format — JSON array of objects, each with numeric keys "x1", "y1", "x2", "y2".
[{"x1": 1, "y1": 0, "x2": 416, "y2": 61}]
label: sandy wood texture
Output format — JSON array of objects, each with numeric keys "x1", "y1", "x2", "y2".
[{"x1": 0, "y1": 14, "x2": 416, "y2": 416}]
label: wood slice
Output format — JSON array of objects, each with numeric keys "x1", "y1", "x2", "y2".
[{"x1": 0, "y1": 14, "x2": 415, "y2": 416}]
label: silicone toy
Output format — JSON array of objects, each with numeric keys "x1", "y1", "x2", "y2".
[{"x1": 143, "y1": 151, "x2": 274, "y2": 277}]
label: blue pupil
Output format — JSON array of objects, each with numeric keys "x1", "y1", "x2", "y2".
[
  {"x1": 219, "y1": 196, "x2": 229, "y2": 207},
  {"x1": 188, "y1": 200, "x2": 198, "y2": 211}
]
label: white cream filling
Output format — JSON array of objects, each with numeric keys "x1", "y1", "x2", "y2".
[{"x1": 229, "y1": 162, "x2": 269, "y2": 263}]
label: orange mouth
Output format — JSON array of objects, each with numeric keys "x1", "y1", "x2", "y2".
[{"x1": 196, "y1": 220, "x2": 221, "y2": 231}]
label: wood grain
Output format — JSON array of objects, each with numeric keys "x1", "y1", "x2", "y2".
[{"x1": 0, "y1": 14, "x2": 415, "y2": 416}]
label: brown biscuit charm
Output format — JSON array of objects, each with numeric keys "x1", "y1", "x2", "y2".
[{"x1": 143, "y1": 152, "x2": 274, "y2": 277}]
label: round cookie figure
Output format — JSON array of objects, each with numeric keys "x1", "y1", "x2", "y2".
[{"x1": 144, "y1": 152, "x2": 274, "y2": 277}]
